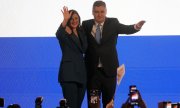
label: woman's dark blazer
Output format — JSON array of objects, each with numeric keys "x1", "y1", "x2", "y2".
[{"x1": 56, "y1": 25, "x2": 87, "y2": 85}]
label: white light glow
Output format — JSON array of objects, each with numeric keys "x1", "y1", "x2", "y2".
[{"x1": 0, "y1": 0, "x2": 180, "y2": 37}]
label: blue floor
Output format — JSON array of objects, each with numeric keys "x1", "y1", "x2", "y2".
[{"x1": 0, "y1": 36, "x2": 180, "y2": 108}]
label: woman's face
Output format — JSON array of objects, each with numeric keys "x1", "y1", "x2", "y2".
[{"x1": 70, "y1": 13, "x2": 79, "y2": 29}]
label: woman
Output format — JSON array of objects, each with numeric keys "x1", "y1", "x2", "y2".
[{"x1": 56, "y1": 6, "x2": 87, "y2": 108}]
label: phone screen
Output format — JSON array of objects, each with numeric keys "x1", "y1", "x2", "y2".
[
  {"x1": 131, "y1": 92, "x2": 138, "y2": 100},
  {"x1": 130, "y1": 91, "x2": 139, "y2": 102}
]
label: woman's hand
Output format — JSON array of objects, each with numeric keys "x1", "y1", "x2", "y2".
[{"x1": 61, "y1": 6, "x2": 72, "y2": 27}]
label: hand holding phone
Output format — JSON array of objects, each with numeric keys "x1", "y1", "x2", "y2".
[{"x1": 129, "y1": 85, "x2": 139, "y2": 105}]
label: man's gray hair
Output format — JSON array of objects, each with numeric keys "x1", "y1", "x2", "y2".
[{"x1": 93, "y1": 0, "x2": 106, "y2": 10}]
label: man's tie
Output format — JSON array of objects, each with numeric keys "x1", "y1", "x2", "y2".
[{"x1": 95, "y1": 24, "x2": 101, "y2": 44}]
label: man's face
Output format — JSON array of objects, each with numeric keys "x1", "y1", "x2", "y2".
[{"x1": 93, "y1": 6, "x2": 107, "y2": 23}]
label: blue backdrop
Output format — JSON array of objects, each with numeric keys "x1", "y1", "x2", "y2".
[{"x1": 0, "y1": 36, "x2": 180, "y2": 108}]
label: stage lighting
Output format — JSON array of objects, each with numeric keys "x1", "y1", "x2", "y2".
[
  {"x1": 0, "y1": 98, "x2": 4, "y2": 107},
  {"x1": 7, "y1": 104, "x2": 21, "y2": 108},
  {"x1": 35, "y1": 96, "x2": 43, "y2": 108}
]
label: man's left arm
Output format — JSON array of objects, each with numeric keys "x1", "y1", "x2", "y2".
[{"x1": 115, "y1": 18, "x2": 145, "y2": 34}]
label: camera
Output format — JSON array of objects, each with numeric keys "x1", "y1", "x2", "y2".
[{"x1": 129, "y1": 85, "x2": 139, "y2": 105}]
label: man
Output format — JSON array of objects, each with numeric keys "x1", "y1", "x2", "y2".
[{"x1": 82, "y1": 0, "x2": 145, "y2": 107}]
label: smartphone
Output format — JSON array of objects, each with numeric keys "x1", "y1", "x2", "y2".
[
  {"x1": 129, "y1": 85, "x2": 138, "y2": 105},
  {"x1": 129, "y1": 85, "x2": 137, "y2": 93}
]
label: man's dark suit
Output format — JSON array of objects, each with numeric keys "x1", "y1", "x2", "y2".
[
  {"x1": 56, "y1": 25, "x2": 87, "y2": 108},
  {"x1": 82, "y1": 17, "x2": 139, "y2": 107}
]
